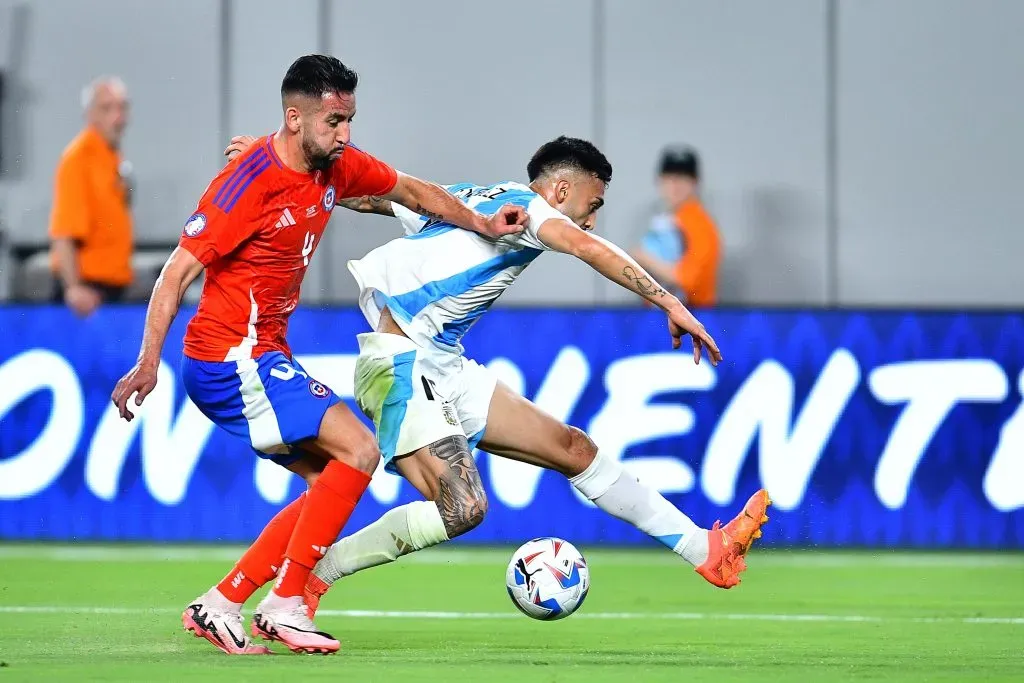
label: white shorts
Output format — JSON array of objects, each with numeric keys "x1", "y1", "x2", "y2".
[{"x1": 354, "y1": 332, "x2": 497, "y2": 472}]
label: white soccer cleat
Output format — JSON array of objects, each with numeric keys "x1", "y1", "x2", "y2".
[
  {"x1": 251, "y1": 594, "x2": 340, "y2": 655},
  {"x1": 182, "y1": 594, "x2": 271, "y2": 655}
]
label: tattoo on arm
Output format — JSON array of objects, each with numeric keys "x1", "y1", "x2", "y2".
[
  {"x1": 336, "y1": 195, "x2": 395, "y2": 216},
  {"x1": 430, "y1": 435, "x2": 487, "y2": 538},
  {"x1": 414, "y1": 203, "x2": 446, "y2": 222},
  {"x1": 364, "y1": 195, "x2": 395, "y2": 217},
  {"x1": 336, "y1": 197, "x2": 367, "y2": 212},
  {"x1": 623, "y1": 265, "x2": 668, "y2": 298}
]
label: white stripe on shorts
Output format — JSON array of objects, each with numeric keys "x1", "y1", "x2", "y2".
[{"x1": 234, "y1": 358, "x2": 288, "y2": 454}]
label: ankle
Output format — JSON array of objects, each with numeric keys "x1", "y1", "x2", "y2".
[
  {"x1": 680, "y1": 529, "x2": 710, "y2": 567},
  {"x1": 273, "y1": 557, "x2": 313, "y2": 598}
]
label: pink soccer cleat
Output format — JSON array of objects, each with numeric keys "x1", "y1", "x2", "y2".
[
  {"x1": 182, "y1": 598, "x2": 271, "y2": 655},
  {"x1": 251, "y1": 594, "x2": 340, "y2": 655}
]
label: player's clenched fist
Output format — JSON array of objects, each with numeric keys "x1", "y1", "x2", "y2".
[
  {"x1": 111, "y1": 361, "x2": 158, "y2": 421},
  {"x1": 484, "y1": 203, "x2": 529, "y2": 239}
]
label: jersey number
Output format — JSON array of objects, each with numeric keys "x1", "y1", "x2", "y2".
[
  {"x1": 474, "y1": 186, "x2": 507, "y2": 200},
  {"x1": 301, "y1": 232, "x2": 315, "y2": 266},
  {"x1": 452, "y1": 186, "x2": 508, "y2": 202},
  {"x1": 270, "y1": 363, "x2": 308, "y2": 382}
]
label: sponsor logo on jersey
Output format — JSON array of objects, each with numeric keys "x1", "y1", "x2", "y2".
[
  {"x1": 308, "y1": 379, "x2": 330, "y2": 398},
  {"x1": 274, "y1": 208, "x2": 297, "y2": 229},
  {"x1": 306, "y1": 205, "x2": 318, "y2": 218},
  {"x1": 182, "y1": 212, "x2": 206, "y2": 237},
  {"x1": 323, "y1": 185, "x2": 336, "y2": 212}
]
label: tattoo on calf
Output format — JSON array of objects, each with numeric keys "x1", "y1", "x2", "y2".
[
  {"x1": 431, "y1": 436, "x2": 486, "y2": 538},
  {"x1": 623, "y1": 265, "x2": 667, "y2": 298}
]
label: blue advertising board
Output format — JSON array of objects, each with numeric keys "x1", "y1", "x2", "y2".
[{"x1": 1, "y1": 305, "x2": 1022, "y2": 548}]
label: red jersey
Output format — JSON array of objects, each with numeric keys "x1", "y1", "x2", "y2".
[{"x1": 179, "y1": 135, "x2": 397, "y2": 362}]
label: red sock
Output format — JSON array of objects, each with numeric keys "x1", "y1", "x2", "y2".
[
  {"x1": 273, "y1": 460, "x2": 371, "y2": 598},
  {"x1": 216, "y1": 493, "x2": 306, "y2": 603}
]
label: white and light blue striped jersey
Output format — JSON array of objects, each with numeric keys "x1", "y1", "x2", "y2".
[{"x1": 347, "y1": 181, "x2": 573, "y2": 358}]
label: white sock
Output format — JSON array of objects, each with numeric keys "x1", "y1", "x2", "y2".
[
  {"x1": 257, "y1": 591, "x2": 303, "y2": 611},
  {"x1": 570, "y1": 451, "x2": 709, "y2": 566},
  {"x1": 313, "y1": 500, "x2": 449, "y2": 585},
  {"x1": 204, "y1": 587, "x2": 242, "y2": 613}
]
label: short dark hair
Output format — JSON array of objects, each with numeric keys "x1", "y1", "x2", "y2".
[
  {"x1": 281, "y1": 54, "x2": 358, "y2": 100},
  {"x1": 527, "y1": 136, "x2": 612, "y2": 184},
  {"x1": 658, "y1": 146, "x2": 700, "y2": 180}
]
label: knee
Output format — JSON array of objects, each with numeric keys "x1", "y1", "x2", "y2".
[
  {"x1": 326, "y1": 432, "x2": 380, "y2": 475},
  {"x1": 462, "y1": 491, "x2": 488, "y2": 534},
  {"x1": 469, "y1": 491, "x2": 489, "y2": 529},
  {"x1": 561, "y1": 426, "x2": 598, "y2": 477},
  {"x1": 437, "y1": 487, "x2": 488, "y2": 539}
]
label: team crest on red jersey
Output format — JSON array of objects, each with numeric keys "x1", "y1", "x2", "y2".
[
  {"x1": 308, "y1": 379, "x2": 330, "y2": 398},
  {"x1": 323, "y1": 185, "x2": 336, "y2": 212},
  {"x1": 182, "y1": 212, "x2": 206, "y2": 237}
]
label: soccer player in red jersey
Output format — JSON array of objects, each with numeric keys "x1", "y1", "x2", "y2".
[{"x1": 111, "y1": 55, "x2": 526, "y2": 655}]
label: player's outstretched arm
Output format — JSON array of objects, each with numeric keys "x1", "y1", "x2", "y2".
[
  {"x1": 537, "y1": 218, "x2": 722, "y2": 365},
  {"x1": 383, "y1": 173, "x2": 527, "y2": 240},
  {"x1": 111, "y1": 247, "x2": 205, "y2": 421},
  {"x1": 223, "y1": 137, "x2": 512, "y2": 234}
]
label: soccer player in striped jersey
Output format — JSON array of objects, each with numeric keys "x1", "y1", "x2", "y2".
[
  {"x1": 110, "y1": 55, "x2": 527, "y2": 656},
  {"x1": 291, "y1": 136, "x2": 771, "y2": 613}
]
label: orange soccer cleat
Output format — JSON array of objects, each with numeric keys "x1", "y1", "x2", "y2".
[{"x1": 695, "y1": 489, "x2": 771, "y2": 589}]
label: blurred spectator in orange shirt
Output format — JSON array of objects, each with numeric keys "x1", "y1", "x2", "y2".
[
  {"x1": 630, "y1": 146, "x2": 720, "y2": 307},
  {"x1": 49, "y1": 76, "x2": 133, "y2": 316}
]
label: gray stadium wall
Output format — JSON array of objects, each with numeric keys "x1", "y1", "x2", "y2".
[{"x1": 0, "y1": 0, "x2": 1020, "y2": 306}]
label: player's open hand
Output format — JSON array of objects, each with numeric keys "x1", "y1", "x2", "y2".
[
  {"x1": 224, "y1": 135, "x2": 258, "y2": 161},
  {"x1": 482, "y1": 204, "x2": 528, "y2": 239},
  {"x1": 667, "y1": 306, "x2": 722, "y2": 366},
  {"x1": 111, "y1": 361, "x2": 159, "y2": 422}
]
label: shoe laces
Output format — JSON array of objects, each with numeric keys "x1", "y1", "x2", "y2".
[{"x1": 221, "y1": 610, "x2": 245, "y2": 631}]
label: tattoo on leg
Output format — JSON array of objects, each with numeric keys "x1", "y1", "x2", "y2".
[
  {"x1": 623, "y1": 265, "x2": 667, "y2": 298},
  {"x1": 431, "y1": 436, "x2": 486, "y2": 538}
]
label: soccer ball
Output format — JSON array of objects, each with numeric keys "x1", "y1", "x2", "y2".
[{"x1": 505, "y1": 537, "x2": 590, "y2": 620}]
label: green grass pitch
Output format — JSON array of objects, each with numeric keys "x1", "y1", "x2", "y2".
[{"x1": 0, "y1": 545, "x2": 1021, "y2": 682}]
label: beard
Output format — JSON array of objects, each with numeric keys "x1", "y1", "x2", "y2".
[{"x1": 302, "y1": 134, "x2": 337, "y2": 171}]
